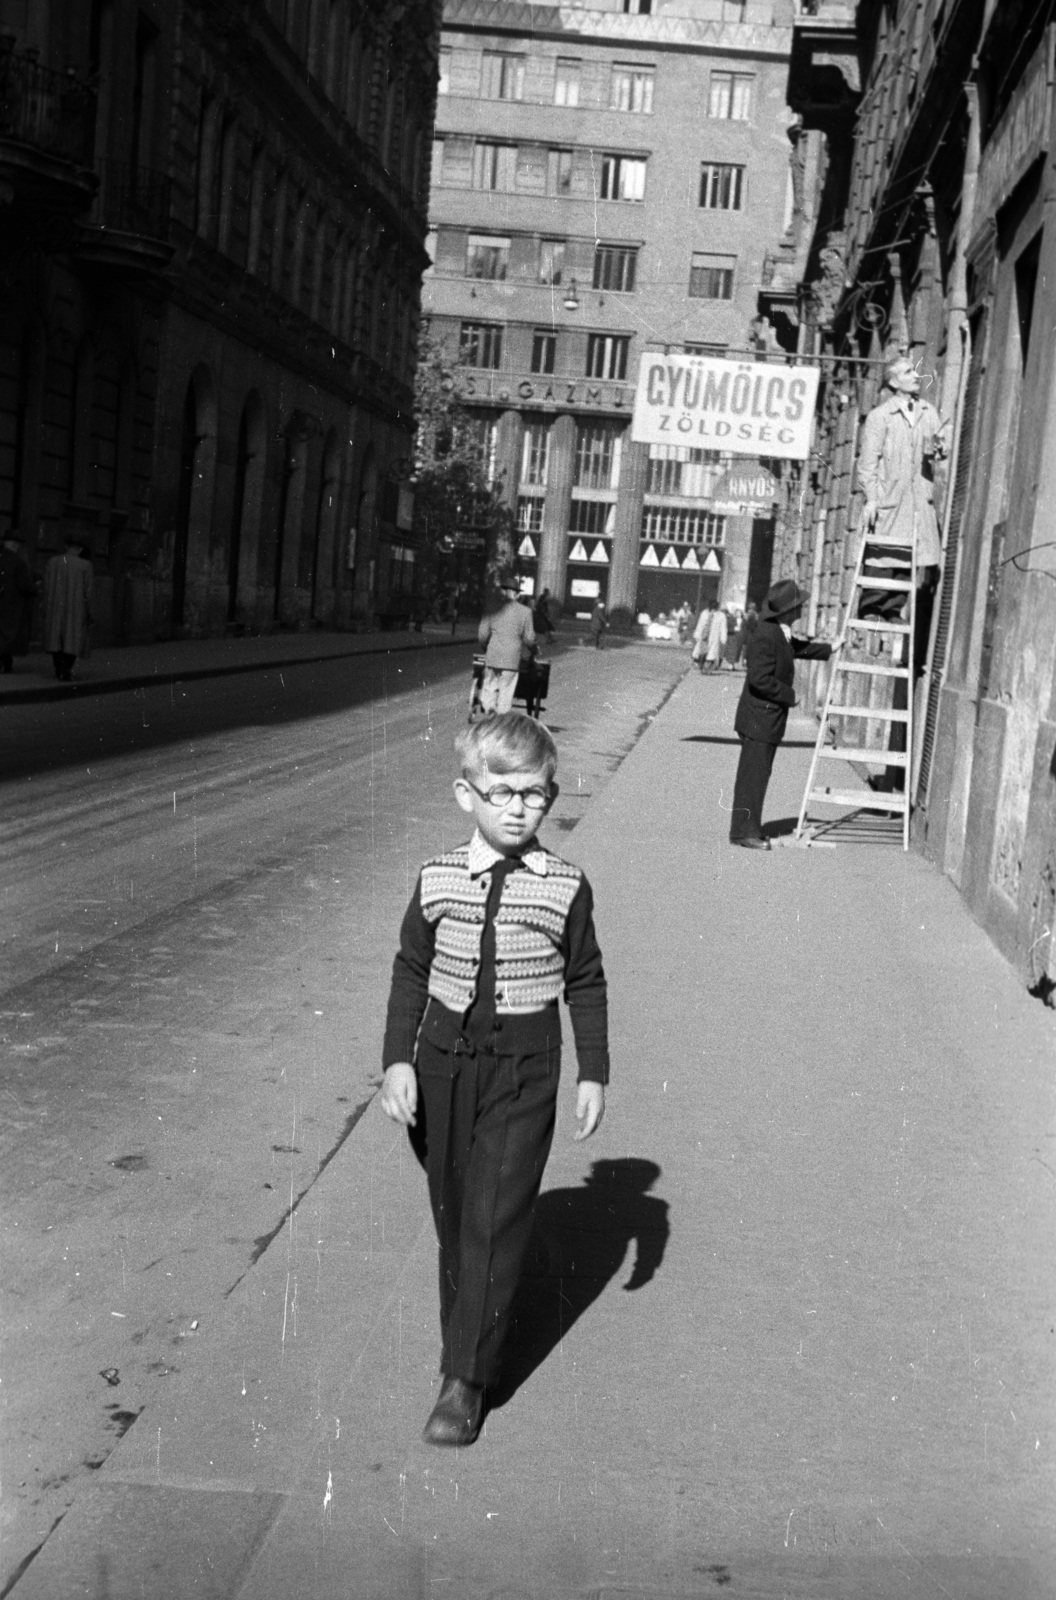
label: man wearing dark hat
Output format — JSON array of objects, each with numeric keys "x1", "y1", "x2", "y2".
[
  {"x1": 477, "y1": 570, "x2": 535, "y2": 714},
  {"x1": 729, "y1": 579, "x2": 834, "y2": 849}
]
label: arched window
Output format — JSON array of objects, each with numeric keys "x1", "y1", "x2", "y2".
[
  {"x1": 217, "y1": 117, "x2": 239, "y2": 257},
  {"x1": 69, "y1": 340, "x2": 95, "y2": 505},
  {"x1": 171, "y1": 366, "x2": 218, "y2": 632},
  {"x1": 308, "y1": 427, "x2": 341, "y2": 618},
  {"x1": 325, "y1": 1, "x2": 343, "y2": 102},
  {"x1": 247, "y1": 145, "x2": 266, "y2": 277},
  {"x1": 357, "y1": 42, "x2": 375, "y2": 144},
  {"x1": 309, "y1": 208, "x2": 325, "y2": 324},
  {"x1": 290, "y1": 193, "x2": 308, "y2": 308},
  {"x1": 306, "y1": 0, "x2": 325, "y2": 77},
  {"x1": 195, "y1": 98, "x2": 223, "y2": 240},
  {"x1": 114, "y1": 363, "x2": 136, "y2": 513},
  {"x1": 228, "y1": 391, "x2": 267, "y2": 621},
  {"x1": 270, "y1": 168, "x2": 288, "y2": 294},
  {"x1": 345, "y1": 27, "x2": 362, "y2": 127}
]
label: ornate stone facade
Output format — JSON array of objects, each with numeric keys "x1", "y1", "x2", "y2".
[{"x1": 0, "y1": 0, "x2": 439, "y2": 640}]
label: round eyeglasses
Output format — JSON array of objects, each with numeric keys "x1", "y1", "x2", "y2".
[{"x1": 465, "y1": 779, "x2": 551, "y2": 811}]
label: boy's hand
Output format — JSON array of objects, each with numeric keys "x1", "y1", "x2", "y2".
[
  {"x1": 573, "y1": 1081, "x2": 604, "y2": 1142},
  {"x1": 380, "y1": 1062, "x2": 418, "y2": 1127}
]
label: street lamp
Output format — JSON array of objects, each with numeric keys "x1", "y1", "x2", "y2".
[{"x1": 563, "y1": 277, "x2": 580, "y2": 311}]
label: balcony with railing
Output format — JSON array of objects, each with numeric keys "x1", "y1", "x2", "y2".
[
  {"x1": 75, "y1": 159, "x2": 174, "y2": 274},
  {"x1": 0, "y1": 38, "x2": 97, "y2": 211}
]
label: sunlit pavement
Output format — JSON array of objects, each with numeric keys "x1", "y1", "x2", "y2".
[{"x1": 5, "y1": 660, "x2": 1056, "y2": 1599}]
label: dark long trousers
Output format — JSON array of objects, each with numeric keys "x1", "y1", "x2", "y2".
[
  {"x1": 410, "y1": 1034, "x2": 559, "y2": 1386},
  {"x1": 729, "y1": 734, "x2": 778, "y2": 841}
]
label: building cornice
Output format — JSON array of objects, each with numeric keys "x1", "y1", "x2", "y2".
[{"x1": 442, "y1": 0, "x2": 791, "y2": 59}]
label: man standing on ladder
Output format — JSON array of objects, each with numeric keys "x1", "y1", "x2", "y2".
[{"x1": 857, "y1": 356, "x2": 947, "y2": 667}]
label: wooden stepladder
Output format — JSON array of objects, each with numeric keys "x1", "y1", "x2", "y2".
[{"x1": 794, "y1": 532, "x2": 918, "y2": 851}]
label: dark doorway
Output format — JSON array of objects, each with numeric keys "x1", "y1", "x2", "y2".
[
  {"x1": 172, "y1": 383, "x2": 197, "y2": 632},
  {"x1": 228, "y1": 407, "x2": 250, "y2": 623}
]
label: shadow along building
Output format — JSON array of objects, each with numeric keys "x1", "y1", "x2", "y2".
[
  {"x1": 0, "y1": 0, "x2": 438, "y2": 642},
  {"x1": 423, "y1": 0, "x2": 800, "y2": 622},
  {"x1": 786, "y1": 0, "x2": 1056, "y2": 998}
]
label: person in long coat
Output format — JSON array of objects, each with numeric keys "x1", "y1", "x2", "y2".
[
  {"x1": 477, "y1": 571, "x2": 534, "y2": 713},
  {"x1": 729, "y1": 579, "x2": 833, "y2": 850},
  {"x1": 0, "y1": 532, "x2": 37, "y2": 673},
  {"x1": 44, "y1": 535, "x2": 94, "y2": 681},
  {"x1": 691, "y1": 604, "x2": 712, "y2": 669},
  {"x1": 703, "y1": 605, "x2": 727, "y2": 672},
  {"x1": 857, "y1": 357, "x2": 947, "y2": 644}
]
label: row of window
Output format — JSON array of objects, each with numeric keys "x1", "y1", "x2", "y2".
[
  {"x1": 432, "y1": 140, "x2": 746, "y2": 210},
  {"x1": 439, "y1": 47, "x2": 754, "y2": 122},
  {"x1": 463, "y1": 318, "x2": 734, "y2": 378},
  {"x1": 461, "y1": 323, "x2": 636, "y2": 379},
  {"x1": 463, "y1": 242, "x2": 638, "y2": 293},
  {"x1": 515, "y1": 497, "x2": 727, "y2": 549},
  {"x1": 518, "y1": 430, "x2": 727, "y2": 495},
  {"x1": 447, "y1": 235, "x2": 737, "y2": 295}
]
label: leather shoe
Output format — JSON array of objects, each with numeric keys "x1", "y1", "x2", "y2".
[
  {"x1": 730, "y1": 835, "x2": 771, "y2": 850},
  {"x1": 422, "y1": 1376, "x2": 485, "y2": 1447}
]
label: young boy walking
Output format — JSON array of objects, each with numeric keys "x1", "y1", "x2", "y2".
[{"x1": 380, "y1": 712, "x2": 608, "y2": 1446}]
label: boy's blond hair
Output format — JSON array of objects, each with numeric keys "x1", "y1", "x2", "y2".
[{"x1": 455, "y1": 712, "x2": 558, "y2": 783}]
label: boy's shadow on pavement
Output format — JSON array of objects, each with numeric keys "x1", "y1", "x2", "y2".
[{"x1": 491, "y1": 1158, "x2": 669, "y2": 1409}]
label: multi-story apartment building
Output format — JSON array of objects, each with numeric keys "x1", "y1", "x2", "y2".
[
  {"x1": 423, "y1": 0, "x2": 798, "y2": 623},
  {"x1": 0, "y1": 0, "x2": 439, "y2": 641},
  {"x1": 786, "y1": 0, "x2": 1056, "y2": 999}
]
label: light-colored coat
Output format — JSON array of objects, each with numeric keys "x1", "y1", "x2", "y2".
[
  {"x1": 856, "y1": 393, "x2": 945, "y2": 564},
  {"x1": 478, "y1": 598, "x2": 534, "y2": 670},
  {"x1": 705, "y1": 608, "x2": 728, "y2": 664},
  {"x1": 44, "y1": 550, "x2": 93, "y2": 657}
]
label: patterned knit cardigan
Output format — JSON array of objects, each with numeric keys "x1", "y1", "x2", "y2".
[{"x1": 421, "y1": 841, "x2": 584, "y2": 1015}]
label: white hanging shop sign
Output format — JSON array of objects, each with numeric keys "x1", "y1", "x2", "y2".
[{"x1": 631, "y1": 355, "x2": 820, "y2": 459}]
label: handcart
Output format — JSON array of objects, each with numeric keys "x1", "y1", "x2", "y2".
[{"x1": 469, "y1": 654, "x2": 551, "y2": 719}]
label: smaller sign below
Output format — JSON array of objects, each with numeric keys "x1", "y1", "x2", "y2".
[
  {"x1": 518, "y1": 535, "x2": 537, "y2": 558},
  {"x1": 571, "y1": 578, "x2": 600, "y2": 598},
  {"x1": 712, "y1": 463, "x2": 778, "y2": 505}
]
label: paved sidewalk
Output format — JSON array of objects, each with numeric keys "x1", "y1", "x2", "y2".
[
  {"x1": 14, "y1": 670, "x2": 1056, "y2": 1600},
  {"x1": 0, "y1": 623, "x2": 482, "y2": 705}
]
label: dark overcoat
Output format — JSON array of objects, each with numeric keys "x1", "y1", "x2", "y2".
[
  {"x1": 0, "y1": 548, "x2": 36, "y2": 656},
  {"x1": 733, "y1": 619, "x2": 831, "y2": 745}
]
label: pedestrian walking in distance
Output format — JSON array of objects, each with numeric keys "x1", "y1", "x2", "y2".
[
  {"x1": 477, "y1": 571, "x2": 534, "y2": 714},
  {"x1": 589, "y1": 597, "x2": 607, "y2": 648},
  {"x1": 690, "y1": 603, "x2": 712, "y2": 670},
  {"x1": 44, "y1": 533, "x2": 93, "y2": 681},
  {"x1": 729, "y1": 579, "x2": 833, "y2": 850},
  {"x1": 703, "y1": 604, "x2": 727, "y2": 672},
  {"x1": 380, "y1": 712, "x2": 608, "y2": 1446},
  {"x1": 532, "y1": 585, "x2": 555, "y2": 643},
  {"x1": 0, "y1": 530, "x2": 37, "y2": 673}
]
